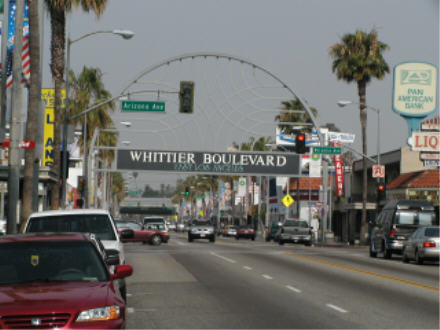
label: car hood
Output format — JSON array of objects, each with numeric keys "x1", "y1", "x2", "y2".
[{"x1": 0, "y1": 282, "x2": 113, "y2": 315}]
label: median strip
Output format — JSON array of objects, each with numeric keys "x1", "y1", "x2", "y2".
[{"x1": 284, "y1": 252, "x2": 440, "y2": 292}]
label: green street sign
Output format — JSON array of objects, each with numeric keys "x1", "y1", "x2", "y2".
[
  {"x1": 121, "y1": 100, "x2": 165, "y2": 112},
  {"x1": 127, "y1": 190, "x2": 141, "y2": 195},
  {"x1": 313, "y1": 146, "x2": 342, "y2": 154}
]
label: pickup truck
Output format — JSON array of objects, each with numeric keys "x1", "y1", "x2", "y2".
[{"x1": 276, "y1": 219, "x2": 312, "y2": 246}]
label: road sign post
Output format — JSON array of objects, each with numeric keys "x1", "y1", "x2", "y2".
[
  {"x1": 312, "y1": 146, "x2": 342, "y2": 155},
  {"x1": 121, "y1": 100, "x2": 165, "y2": 112}
]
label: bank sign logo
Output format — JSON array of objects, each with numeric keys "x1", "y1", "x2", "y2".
[
  {"x1": 400, "y1": 70, "x2": 432, "y2": 86},
  {"x1": 393, "y1": 62, "x2": 437, "y2": 117}
]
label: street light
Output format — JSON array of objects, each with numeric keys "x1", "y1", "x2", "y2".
[
  {"x1": 337, "y1": 100, "x2": 381, "y2": 165},
  {"x1": 61, "y1": 29, "x2": 135, "y2": 207}
]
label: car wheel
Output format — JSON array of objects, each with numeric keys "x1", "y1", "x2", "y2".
[
  {"x1": 383, "y1": 241, "x2": 391, "y2": 259},
  {"x1": 119, "y1": 279, "x2": 127, "y2": 302},
  {"x1": 369, "y1": 241, "x2": 377, "y2": 258},
  {"x1": 402, "y1": 248, "x2": 409, "y2": 263},
  {"x1": 151, "y1": 235, "x2": 162, "y2": 246},
  {"x1": 236, "y1": 236, "x2": 239, "y2": 240},
  {"x1": 251, "y1": 236, "x2": 255, "y2": 241},
  {"x1": 415, "y1": 249, "x2": 423, "y2": 265},
  {"x1": 278, "y1": 239, "x2": 284, "y2": 245},
  {"x1": 265, "y1": 236, "x2": 270, "y2": 242},
  {"x1": 188, "y1": 235, "x2": 193, "y2": 242},
  {"x1": 210, "y1": 236, "x2": 215, "y2": 243}
]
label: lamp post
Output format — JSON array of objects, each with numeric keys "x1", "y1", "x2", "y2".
[
  {"x1": 337, "y1": 100, "x2": 381, "y2": 165},
  {"x1": 337, "y1": 100, "x2": 382, "y2": 243},
  {"x1": 61, "y1": 29, "x2": 134, "y2": 207}
]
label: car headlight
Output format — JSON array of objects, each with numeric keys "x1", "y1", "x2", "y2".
[{"x1": 76, "y1": 306, "x2": 120, "y2": 322}]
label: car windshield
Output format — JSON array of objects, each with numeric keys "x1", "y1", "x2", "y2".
[
  {"x1": 0, "y1": 241, "x2": 108, "y2": 285},
  {"x1": 146, "y1": 223, "x2": 166, "y2": 230},
  {"x1": 144, "y1": 218, "x2": 164, "y2": 224},
  {"x1": 425, "y1": 227, "x2": 439, "y2": 237},
  {"x1": 27, "y1": 215, "x2": 117, "y2": 241},
  {"x1": 192, "y1": 220, "x2": 212, "y2": 226},
  {"x1": 228, "y1": 226, "x2": 237, "y2": 230},
  {"x1": 396, "y1": 211, "x2": 436, "y2": 225},
  {"x1": 240, "y1": 226, "x2": 253, "y2": 230},
  {"x1": 284, "y1": 220, "x2": 308, "y2": 228},
  {"x1": 117, "y1": 222, "x2": 141, "y2": 230}
]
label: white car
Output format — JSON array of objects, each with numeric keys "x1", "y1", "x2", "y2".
[
  {"x1": 22, "y1": 209, "x2": 132, "y2": 300},
  {"x1": 0, "y1": 219, "x2": 6, "y2": 235}
]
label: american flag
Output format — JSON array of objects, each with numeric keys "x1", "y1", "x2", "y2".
[{"x1": 2, "y1": 1, "x2": 30, "y2": 90}]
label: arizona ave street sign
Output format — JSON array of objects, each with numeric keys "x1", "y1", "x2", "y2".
[{"x1": 117, "y1": 149, "x2": 301, "y2": 176}]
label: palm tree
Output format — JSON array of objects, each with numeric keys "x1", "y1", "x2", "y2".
[
  {"x1": 329, "y1": 29, "x2": 389, "y2": 244},
  {"x1": 275, "y1": 97, "x2": 318, "y2": 134},
  {"x1": 45, "y1": 0, "x2": 107, "y2": 209},
  {"x1": 21, "y1": 0, "x2": 41, "y2": 226},
  {"x1": 68, "y1": 66, "x2": 115, "y2": 207}
]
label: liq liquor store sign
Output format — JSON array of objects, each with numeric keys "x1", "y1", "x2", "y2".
[
  {"x1": 117, "y1": 149, "x2": 300, "y2": 176},
  {"x1": 393, "y1": 62, "x2": 438, "y2": 137}
]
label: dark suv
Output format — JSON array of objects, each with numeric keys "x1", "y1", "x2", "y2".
[{"x1": 370, "y1": 200, "x2": 437, "y2": 259}]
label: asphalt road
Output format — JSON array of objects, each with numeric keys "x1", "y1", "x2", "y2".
[{"x1": 124, "y1": 233, "x2": 439, "y2": 329}]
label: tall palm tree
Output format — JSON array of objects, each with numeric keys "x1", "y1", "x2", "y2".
[
  {"x1": 329, "y1": 29, "x2": 389, "y2": 244},
  {"x1": 21, "y1": 0, "x2": 41, "y2": 226},
  {"x1": 68, "y1": 66, "x2": 115, "y2": 207},
  {"x1": 44, "y1": 0, "x2": 107, "y2": 209}
]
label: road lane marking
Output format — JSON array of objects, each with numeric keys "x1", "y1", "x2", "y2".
[
  {"x1": 262, "y1": 274, "x2": 273, "y2": 280},
  {"x1": 243, "y1": 266, "x2": 252, "y2": 270},
  {"x1": 286, "y1": 285, "x2": 301, "y2": 293},
  {"x1": 210, "y1": 252, "x2": 236, "y2": 263},
  {"x1": 127, "y1": 307, "x2": 135, "y2": 313},
  {"x1": 326, "y1": 304, "x2": 348, "y2": 313},
  {"x1": 283, "y1": 252, "x2": 440, "y2": 292},
  {"x1": 127, "y1": 293, "x2": 132, "y2": 297}
]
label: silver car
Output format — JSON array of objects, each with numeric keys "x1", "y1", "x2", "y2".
[
  {"x1": 188, "y1": 220, "x2": 215, "y2": 242},
  {"x1": 402, "y1": 226, "x2": 439, "y2": 264}
]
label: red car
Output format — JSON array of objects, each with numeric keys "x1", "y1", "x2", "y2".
[
  {"x1": 116, "y1": 221, "x2": 169, "y2": 246},
  {"x1": 236, "y1": 225, "x2": 256, "y2": 240},
  {"x1": 0, "y1": 233, "x2": 133, "y2": 329}
]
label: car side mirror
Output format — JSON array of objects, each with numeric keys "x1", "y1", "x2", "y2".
[
  {"x1": 112, "y1": 264, "x2": 133, "y2": 280},
  {"x1": 120, "y1": 229, "x2": 134, "y2": 239},
  {"x1": 105, "y1": 249, "x2": 120, "y2": 266}
]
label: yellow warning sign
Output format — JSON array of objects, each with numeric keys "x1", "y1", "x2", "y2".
[{"x1": 282, "y1": 194, "x2": 294, "y2": 208}]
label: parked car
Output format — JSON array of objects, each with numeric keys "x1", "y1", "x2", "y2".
[
  {"x1": 168, "y1": 222, "x2": 176, "y2": 231},
  {"x1": 188, "y1": 219, "x2": 215, "y2": 242},
  {"x1": 116, "y1": 221, "x2": 169, "y2": 245},
  {"x1": 223, "y1": 225, "x2": 238, "y2": 237},
  {"x1": 402, "y1": 226, "x2": 440, "y2": 264},
  {"x1": 236, "y1": 225, "x2": 256, "y2": 240},
  {"x1": 23, "y1": 209, "x2": 133, "y2": 301},
  {"x1": 370, "y1": 200, "x2": 437, "y2": 259},
  {"x1": 265, "y1": 220, "x2": 281, "y2": 242},
  {"x1": 0, "y1": 233, "x2": 133, "y2": 329},
  {"x1": 0, "y1": 219, "x2": 6, "y2": 235},
  {"x1": 276, "y1": 219, "x2": 312, "y2": 246}
]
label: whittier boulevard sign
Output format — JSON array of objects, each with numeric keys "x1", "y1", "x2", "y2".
[{"x1": 117, "y1": 150, "x2": 300, "y2": 176}]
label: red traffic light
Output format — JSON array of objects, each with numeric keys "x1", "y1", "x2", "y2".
[
  {"x1": 297, "y1": 134, "x2": 305, "y2": 141},
  {"x1": 378, "y1": 184, "x2": 385, "y2": 191}
]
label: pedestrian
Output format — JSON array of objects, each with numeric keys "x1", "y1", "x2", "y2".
[{"x1": 310, "y1": 214, "x2": 319, "y2": 242}]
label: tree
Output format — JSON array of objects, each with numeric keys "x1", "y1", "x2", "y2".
[
  {"x1": 329, "y1": 29, "x2": 389, "y2": 244},
  {"x1": 44, "y1": 0, "x2": 107, "y2": 209},
  {"x1": 21, "y1": 0, "x2": 41, "y2": 226},
  {"x1": 68, "y1": 66, "x2": 115, "y2": 207},
  {"x1": 275, "y1": 97, "x2": 318, "y2": 133}
]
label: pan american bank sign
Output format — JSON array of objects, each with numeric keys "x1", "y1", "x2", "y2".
[{"x1": 117, "y1": 149, "x2": 300, "y2": 176}]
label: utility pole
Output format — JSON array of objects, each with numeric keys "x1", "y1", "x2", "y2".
[{"x1": 7, "y1": 0, "x2": 25, "y2": 233}]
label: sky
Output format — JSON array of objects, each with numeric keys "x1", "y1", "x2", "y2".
[{"x1": 40, "y1": 0, "x2": 439, "y2": 189}]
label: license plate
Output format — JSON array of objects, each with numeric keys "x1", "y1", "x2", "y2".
[{"x1": 200, "y1": 234, "x2": 205, "y2": 237}]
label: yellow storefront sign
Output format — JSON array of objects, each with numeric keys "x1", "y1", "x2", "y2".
[{"x1": 41, "y1": 89, "x2": 66, "y2": 167}]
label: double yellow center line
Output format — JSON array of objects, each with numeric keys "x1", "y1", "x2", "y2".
[{"x1": 284, "y1": 252, "x2": 440, "y2": 292}]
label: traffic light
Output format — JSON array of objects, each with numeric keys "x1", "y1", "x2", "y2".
[
  {"x1": 77, "y1": 176, "x2": 85, "y2": 195},
  {"x1": 377, "y1": 180, "x2": 386, "y2": 202},
  {"x1": 295, "y1": 131, "x2": 307, "y2": 154},
  {"x1": 185, "y1": 186, "x2": 190, "y2": 196},
  {"x1": 179, "y1": 81, "x2": 195, "y2": 113}
]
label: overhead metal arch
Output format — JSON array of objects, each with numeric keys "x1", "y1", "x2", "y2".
[{"x1": 119, "y1": 52, "x2": 324, "y2": 146}]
